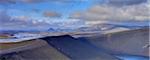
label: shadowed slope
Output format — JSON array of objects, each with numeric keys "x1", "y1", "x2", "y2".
[{"x1": 41, "y1": 35, "x2": 120, "y2": 60}]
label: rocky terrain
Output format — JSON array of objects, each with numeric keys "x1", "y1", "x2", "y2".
[{"x1": 0, "y1": 28, "x2": 149, "y2": 60}]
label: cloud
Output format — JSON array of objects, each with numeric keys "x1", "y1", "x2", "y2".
[
  {"x1": 70, "y1": 3, "x2": 149, "y2": 25},
  {"x1": 0, "y1": 0, "x2": 17, "y2": 4},
  {"x1": 43, "y1": 11, "x2": 61, "y2": 18},
  {"x1": 0, "y1": 10, "x2": 30, "y2": 24},
  {"x1": 0, "y1": 10, "x2": 84, "y2": 31},
  {"x1": 107, "y1": 0, "x2": 148, "y2": 6},
  {"x1": 0, "y1": 10, "x2": 51, "y2": 31},
  {"x1": 49, "y1": 0, "x2": 88, "y2": 4},
  {"x1": 22, "y1": 0, "x2": 87, "y2": 3},
  {"x1": 21, "y1": 0, "x2": 48, "y2": 3},
  {"x1": 0, "y1": 11, "x2": 11, "y2": 22},
  {"x1": 0, "y1": 0, "x2": 87, "y2": 4},
  {"x1": 0, "y1": 0, "x2": 47, "y2": 4}
]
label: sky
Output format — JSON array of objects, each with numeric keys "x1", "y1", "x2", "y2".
[{"x1": 0, "y1": 0, "x2": 149, "y2": 31}]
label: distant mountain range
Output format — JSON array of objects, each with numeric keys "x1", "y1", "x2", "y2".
[
  {"x1": 0, "y1": 30, "x2": 41, "y2": 34},
  {"x1": 75, "y1": 23, "x2": 149, "y2": 32},
  {"x1": 0, "y1": 23, "x2": 149, "y2": 34}
]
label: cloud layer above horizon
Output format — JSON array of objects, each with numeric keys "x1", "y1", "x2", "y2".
[
  {"x1": 0, "y1": 0, "x2": 149, "y2": 31},
  {"x1": 70, "y1": 0, "x2": 149, "y2": 25}
]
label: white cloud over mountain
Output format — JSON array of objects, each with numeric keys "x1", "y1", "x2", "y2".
[
  {"x1": 0, "y1": 10, "x2": 85, "y2": 31},
  {"x1": 0, "y1": 0, "x2": 149, "y2": 31},
  {"x1": 70, "y1": 2, "x2": 149, "y2": 25},
  {"x1": 0, "y1": 10, "x2": 51, "y2": 31}
]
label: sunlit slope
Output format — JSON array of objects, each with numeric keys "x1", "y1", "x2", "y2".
[
  {"x1": 0, "y1": 40, "x2": 70, "y2": 60},
  {"x1": 85, "y1": 28, "x2": 149, "y2": 56}
]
